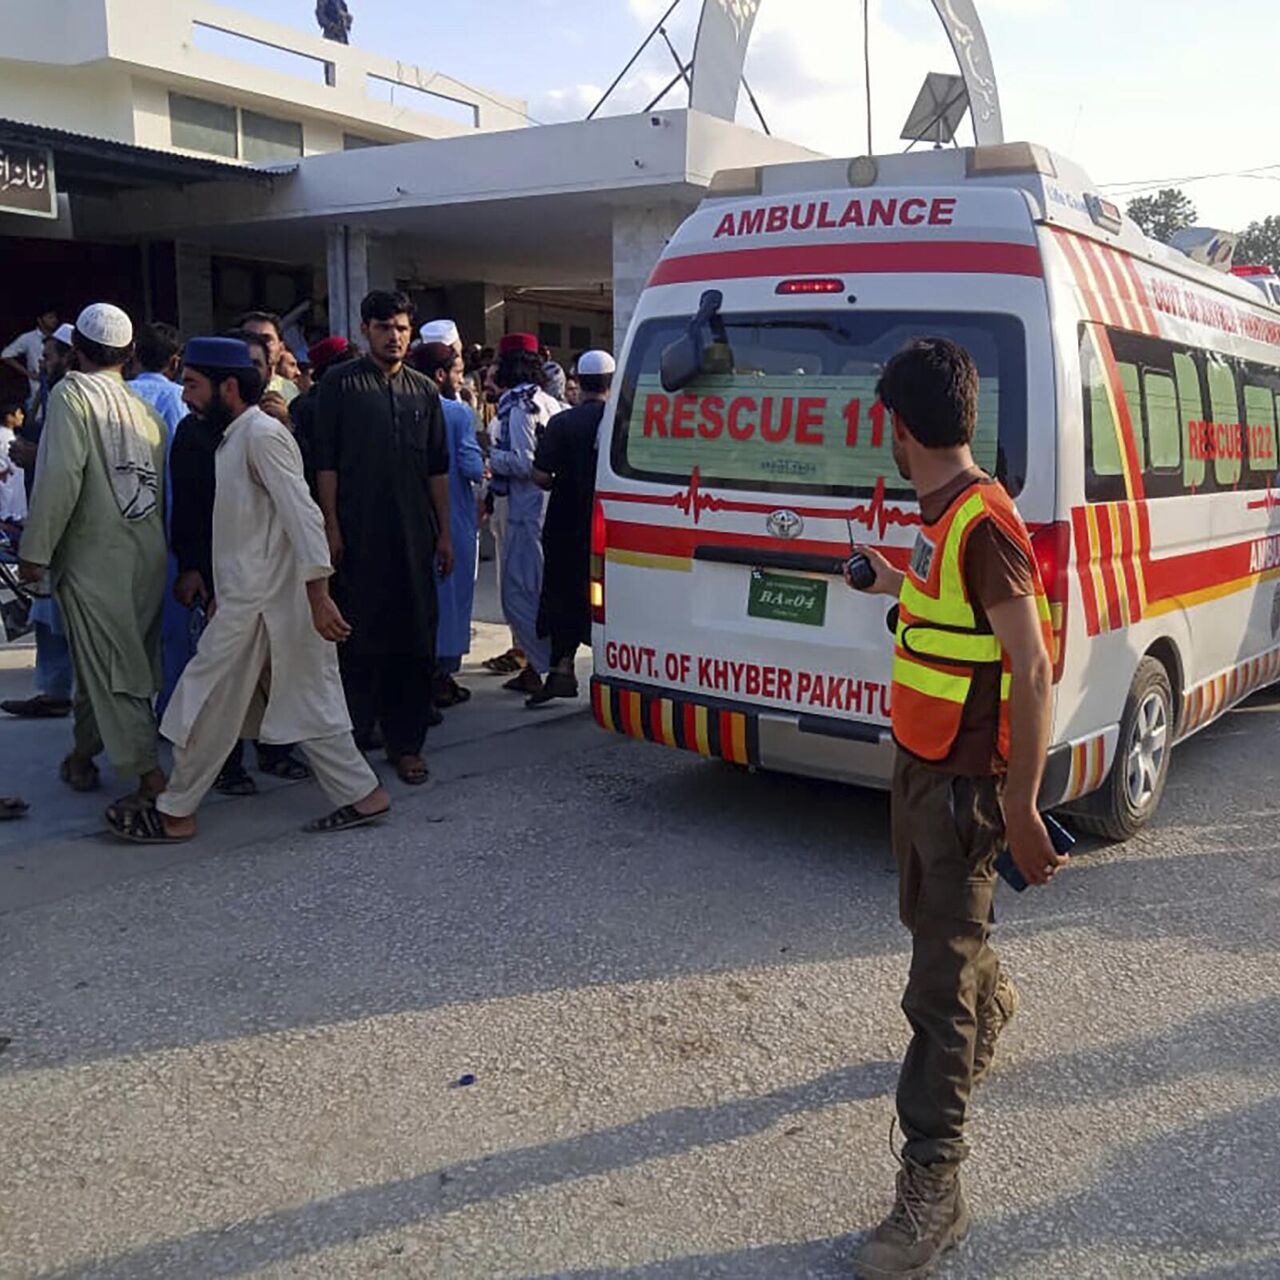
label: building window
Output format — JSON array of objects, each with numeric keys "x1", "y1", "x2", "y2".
[
  {"x1": 538, "y1": 322, "x2": 563, "y2": 350},
  {"x1": 242, "y1": 109, "x2": 303, "y2": 164},
  {"x1": 344, "y1": 134, "x2": 383, "y2": 150},
  {"x1": 170, "y1": 92, "x2": 238, "y2": 158},
  {"x1": 569, "y1": 325, "x2": 592, "y2": 351}
]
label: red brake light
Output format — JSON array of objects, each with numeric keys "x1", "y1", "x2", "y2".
[
  {"x1": 590, "y1": 498, "x2": 607, "y2": 624},
  {"x1": 1030, "y1": 521, "x2": 1070, "y2": 683},
  {"x1": 775, "y1": 278, "x2": 845, "y2": 295}
]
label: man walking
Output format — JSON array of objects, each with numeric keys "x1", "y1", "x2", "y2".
[
  {"x1": 489, "y1": 333, "x2": 561, "y2": 699},
  {"x1": 106, "y1": 338, "x2": 389, "y2": 843},
  {"x1": 848, "y1": 338, "x2": 1066, "y2": 1277},
  {"x1": 411, "y1": 341, "x2": 484, "y2": 707},
  {"x1": 3, "y1": 304, "x2": 58, "y2": 406},
  {"x1": 2, "y1": 324, "x2": 76, "y2": 721},
  {"x1": 314, "y1": 291, "x2": 453, "y2": 785},
  {"x1": 527, "y1": 350, "x2": 613, "y2": 707},
  {"x1": 19, "y1": 304, "x2": 168, "y2": 802}
]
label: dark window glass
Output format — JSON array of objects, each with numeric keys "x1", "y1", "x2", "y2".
[
  {"x1": 614, "y1": 309, "x2": 1027, "y2": 499},
  {"x1": 170, "y1": 92, "x2": 237, "y2": 158},
  {"x1": 538, "y1": 322, "x2": 563, "y2": 350},
  {"x1": 242, "y1": 110, "x2": 303, "y2": 164},
  {"x1": 569, "y1": 325, "x2": 593, "y2": 351}
]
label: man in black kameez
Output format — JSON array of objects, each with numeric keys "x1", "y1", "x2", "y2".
[
  {"x1": 313, "y1": 291, "x2": 452, "y2": 785},
  {"x1": 527, "y1": 350, "x2": 614, "y2": 708}
]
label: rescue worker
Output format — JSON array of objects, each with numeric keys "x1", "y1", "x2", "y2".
[{"x1": 847, "y1": 337, "x2": 1066, "y2": 1278}]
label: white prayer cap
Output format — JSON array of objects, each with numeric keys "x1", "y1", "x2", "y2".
[
  {"x1": 419, "y1": 318, "x2": 460, "y2": 347},
  {"x1": 52, "y1": 323, "x2": 75, "y2": 346},
  {"x1": 577, "y1": 350, "x2": 616, "y2": 376},
  {"x1": 75, "y1": 303, "x2": 133, "y2": 348}
]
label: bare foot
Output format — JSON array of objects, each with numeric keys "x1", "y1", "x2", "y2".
[{"x1": 354, "y1": 785, "x2": 391, "y2": 816}]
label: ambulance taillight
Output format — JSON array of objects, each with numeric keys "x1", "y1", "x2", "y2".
[
  {"x1": 1030, "y1": 522, "x2": 1070, "y2": 683},
  {"x1": 590, "y1": 498, "x2": 607, "y2": 624}
]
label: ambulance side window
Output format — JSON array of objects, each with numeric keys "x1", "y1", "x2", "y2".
[
  {"x1": 1205, "y1": 356, "x2": 1242, "y2": 490},
  {"x1": 1143, "y1": 370, "x2": 1182, "y2": 473},
  {"x1": 1241, "y1": 372, "x2": 1279, "y2": 483},
  {"x1": 1081, "y1": 327, "x2": 1126, "y2": 502},
  {"x1": 1173, "y1": 352, "x2": 1206, "y2": 492}
]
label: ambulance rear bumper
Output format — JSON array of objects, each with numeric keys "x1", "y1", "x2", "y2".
[{"x1": 591, "y1": 676, "x2": 897, "y2": 789}]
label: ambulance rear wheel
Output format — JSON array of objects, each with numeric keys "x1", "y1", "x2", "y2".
[{"x1": 1073, "y1": 657, "x2": 1172, "y2": 843}]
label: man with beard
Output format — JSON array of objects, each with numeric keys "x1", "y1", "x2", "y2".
[
  {"x1": 526, "y1": 350, "x2": 613, "y2": 707},
  {"x1": 168, "y1": 330, "x2": 311, "y2": 792},
  {"x1": 20, "y1": 304, "x2": 168, "y2": 802},
  {"x1": 410, "y1": 341, "x2": 484, "y2": 706},
  {"x1": 107, "y1": 337, "x2": 389, "y2": 843},
  {"x1": 314, "y1": 290, "x2": 452, "y2": 786},
  {"x1": 2, "y1": 324, "x2": 76, "y2": 721}
]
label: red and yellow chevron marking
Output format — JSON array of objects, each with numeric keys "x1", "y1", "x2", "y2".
[
  {"x1": 1051, "y1": 228, "x2": 1160, "y2": 337},
  {"x1": 1073, "y1": 500, "x2": 1149, "y2": 636},
  {"x1": 1063, "y1": 733, "x2": 1109, "y2": 802},
  {"x1": 1178, "y1": 646, "x2": 1280, "y2": 737},
  {"x1": 592, "y1": 678, "x2": 756, "y2": 766}
]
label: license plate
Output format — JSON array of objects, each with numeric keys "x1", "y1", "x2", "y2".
[{"x1": 747, "y1": 569, "x2": 828, "y2": 627}]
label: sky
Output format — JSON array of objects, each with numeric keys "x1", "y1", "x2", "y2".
[{"x1": 223, "y1": 0, "x2": 1278, "y2": 232}]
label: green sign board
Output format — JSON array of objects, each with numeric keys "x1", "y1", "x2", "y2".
[{"x1": 747, "y1": 569, "x2": 828, "y2": 627}]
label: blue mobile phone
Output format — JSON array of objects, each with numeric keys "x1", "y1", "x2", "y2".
[{"x1": 995, "y1": 813, "x2": 1075, "y2": 892}]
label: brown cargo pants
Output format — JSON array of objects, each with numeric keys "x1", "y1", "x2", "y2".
[{"x1": 891, "y1": 750, "x2": 1008, "y2": 1173}]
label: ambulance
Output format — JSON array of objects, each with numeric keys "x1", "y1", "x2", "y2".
[{"x1": 589, "y1": 142, "x2": 1280, "y2": 840}]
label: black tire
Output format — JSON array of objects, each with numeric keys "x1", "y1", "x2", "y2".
[{"x1": 1071, "y1": 656, "x2": 1173, "y2": 842}]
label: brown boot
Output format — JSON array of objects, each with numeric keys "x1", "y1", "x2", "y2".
[
  {"x1": 972, "y1": 971, "x2": 1020, "y2": 1087},
  {"x1": 853, "y1": 1156, "x2": 970, "y2": 1278}
]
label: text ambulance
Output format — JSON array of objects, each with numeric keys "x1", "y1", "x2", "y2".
[{"x1": 590, "y1": 143, "x2": 1280, "y2": 839}]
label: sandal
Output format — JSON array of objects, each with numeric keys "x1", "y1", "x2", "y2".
[
  {"x1": 437, "y1": 677, "x2": 471, "y2": 706},
  {"x1": 60, "y1": 755, "x2": 101, "y2": 793},
  {"x1": 482, "y1": 648, "x2": 524, "y2": 674},
  {"x1": 391, "y1": 755, "x2": 430, "y2": 786},
  {"x1": 257, "y1": 754, "x2": 311, "y2": 781},
  {"x1": 214, "y1": 767, "x2": 258, "y2": 797},
  {"x1": 0, "y1": 797, "x2": 29, "y2": 820},
  {"x1": 303, "y1": 803, "x2": 390, "y2": 834},
  {"x1": 105, "y1": 804, "x2": 192, "y2": 845}
]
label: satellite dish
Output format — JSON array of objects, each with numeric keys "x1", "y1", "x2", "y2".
[{"x1": 900, "y1": 72, "x2": 970, "y2": 147}]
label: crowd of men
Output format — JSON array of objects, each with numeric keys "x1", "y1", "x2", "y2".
[{"x1": 0, "y1": 293, "x2": 613, "y2": 838}]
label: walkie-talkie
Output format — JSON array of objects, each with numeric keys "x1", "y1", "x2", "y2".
[{"x1": 844, "y1": 517, "x2": 877, "y2": 590}]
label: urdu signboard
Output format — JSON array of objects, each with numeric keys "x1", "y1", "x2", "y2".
[{"x1": 0, "y1": 144, "x2": 57, "y2": 218}]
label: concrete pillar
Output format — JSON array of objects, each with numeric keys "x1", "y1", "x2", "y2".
[
  {"x1": 174, "y1": 242, "x2": 214, "y2": 338},
  {"x1": 612, "y1": 202, "x2": 691, "y2": 345},
  {"x1": 446, "y1": 281, "x2": 506, "y2": 349},
  {"x1": 325, "y1": 226, "x2": 395, "y2": 340}
]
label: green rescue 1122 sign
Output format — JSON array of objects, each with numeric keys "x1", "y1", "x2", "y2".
[{"x1": 0, "y1": 145, "x2": 57, "y2": 219}]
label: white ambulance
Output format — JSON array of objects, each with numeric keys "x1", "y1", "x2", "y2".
[{"x1": 589, "y1": 143, "x2": 1280, "y2": 839}]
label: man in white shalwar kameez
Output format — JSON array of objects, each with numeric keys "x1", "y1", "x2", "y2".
[{"x1": 106, "y1": 338, "x2": 390, "y2": 844}]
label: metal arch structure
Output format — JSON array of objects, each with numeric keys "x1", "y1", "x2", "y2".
[{"x1": 687, "y1": 0, "x2": 1005, "y2": 146}]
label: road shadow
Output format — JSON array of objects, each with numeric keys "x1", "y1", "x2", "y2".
[{"x1": 43, "y1": 1058, "x2": 898, "y2": 1280}]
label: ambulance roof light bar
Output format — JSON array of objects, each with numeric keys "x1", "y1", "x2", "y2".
[{"x1": 965, "y1": 142, "x2": 1057, "y2": 178}]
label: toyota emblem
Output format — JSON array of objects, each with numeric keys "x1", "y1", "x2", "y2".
[{"x1": 766, "y1": 509, "x2": 804, "y2": 539}]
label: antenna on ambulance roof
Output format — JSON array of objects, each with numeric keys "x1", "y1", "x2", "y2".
[{"x1": 900, "y1": 73, "x2": 969, "y2": 151}]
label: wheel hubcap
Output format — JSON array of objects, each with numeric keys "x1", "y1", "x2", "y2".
[{"x1": 1125, "y1": 692, "x2": 1168, "y2": 810}]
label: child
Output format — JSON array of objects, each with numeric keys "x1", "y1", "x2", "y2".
[{"x1": 0, "y1": 402, "x2": 28, "y2": 529}]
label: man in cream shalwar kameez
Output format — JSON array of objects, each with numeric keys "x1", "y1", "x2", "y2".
[{"x1": 108, "y1": 338, "x2": 389, "y2": 842}]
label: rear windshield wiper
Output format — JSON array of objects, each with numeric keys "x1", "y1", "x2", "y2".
[{"x1": 660, "y1": 289, "x2": 731, "y2": 392}]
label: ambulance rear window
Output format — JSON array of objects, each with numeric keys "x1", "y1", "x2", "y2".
[{"x1": 611, "y1": 310, "x2": 1026, "y2": 499}]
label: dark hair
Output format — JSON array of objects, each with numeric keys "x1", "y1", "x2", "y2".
[
  {"x1": 360, "y1": 289, "x2": 414, "y2": 325},
  {"x1": 579, "y1": 373, "x2": 612, "y2": 396},
  {"x1": 875, "y1": 337, "x2": 978, "y2": 449},
  {"x1": 410, "y1": 341, "x2": 459, "y2": 380},
  {"x1": 134, "y1": 322, "x2": 181, "y2": 372},
  {"x1": 0, "y1": 400, "x2": 24, "y2": 420},
  {"x1": 235, "y1": 310, "x2": 283, "y2": 339},
  {"x1": 495, "y1": 350, "x2": 546, "y2": 392},
  {"x1": 224, "y1": 328, "x2": 270, "y2": 367},
  {"x1": 73, "y1": 329, "x2": 132, "y2": 370},
  {"x1": 37, "y1": 304, "x2": 58, "y2": 320}
]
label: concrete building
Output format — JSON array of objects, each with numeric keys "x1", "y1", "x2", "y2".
[{"x1": 0, "y1": 0, "x2": 821, "y2": 370}]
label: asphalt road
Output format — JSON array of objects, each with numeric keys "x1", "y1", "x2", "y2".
[{"x1": 2, "y1": 640, "x2": 1279, "y2": 1278}]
